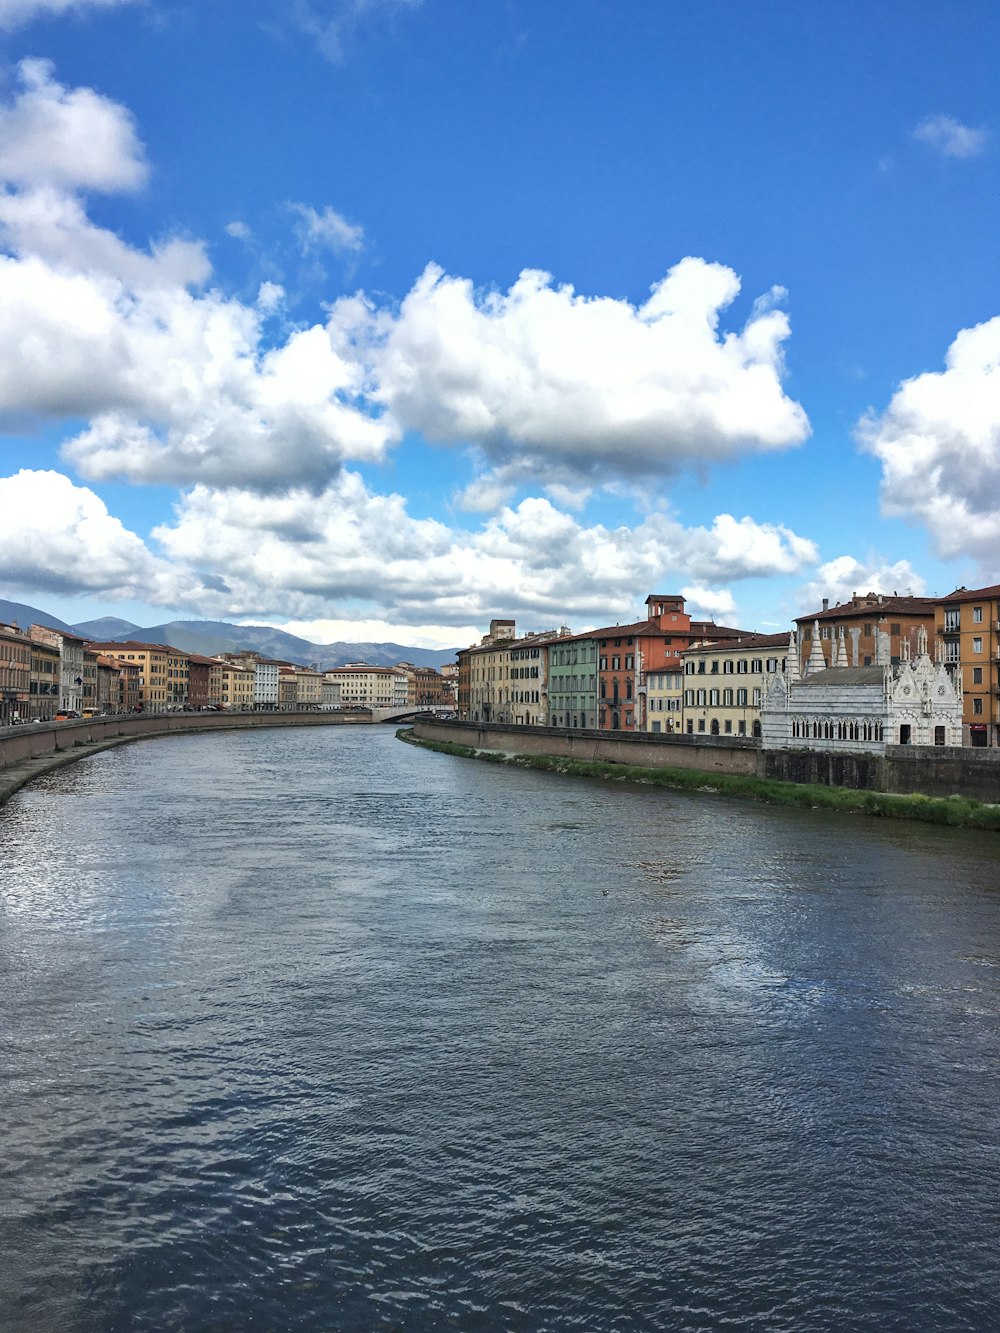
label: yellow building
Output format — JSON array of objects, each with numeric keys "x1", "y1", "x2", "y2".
[
  {"x1": 935, "y1": 583, "x2": 1000, "y2": 747},
  {"x1": 324, "y1": 665, "x2": 407, "y2": 709},
  {"x1": 681, "y1": 632, "x2": 789, "y2": 738},
  {"x1": 642, "y1": 669, "x2": 684, "y2": 733},
  {"x1": 462, "y1": 625, "x2": 562, "y2": 726},
  {"x1": 0, "y1": 622, "x2": 31, "y2": 725},
  {"x1": 218, "y1": 662, "x2": 255, "y2": 710},
  {"x1": 85, "y1": 641, "x2": 190, "y2": 712}
]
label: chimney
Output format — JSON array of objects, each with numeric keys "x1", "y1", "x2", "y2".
[{"x1": 822, "y1": 598, "x2": 829, "y2": 612}]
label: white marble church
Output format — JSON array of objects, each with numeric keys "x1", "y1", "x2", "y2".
[{"x1": 761, "y1": 624, "x2": 963, "y2": 753}]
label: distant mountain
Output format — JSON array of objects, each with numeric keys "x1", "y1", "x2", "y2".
[
  {"x1": 0, "y1": 597, "x2": 75, "y2": 633},
  {"x1": 72, "y1": 616, "x2": 142, "y2": 639},
  {"x1": 2, "y1": 596, "x2": 460, "y2": 667}
]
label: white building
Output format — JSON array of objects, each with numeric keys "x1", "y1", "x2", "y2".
[
  {"x1": 761, "y1": 626, "x2": 963, "y2": 752},
  {"x1": 254, "y1": 660, "x2": 280, "y2": 709}
]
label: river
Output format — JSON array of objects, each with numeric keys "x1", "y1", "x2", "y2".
[{"x1": 1, "y1": 725, "x2": 999, "y2": 1331}]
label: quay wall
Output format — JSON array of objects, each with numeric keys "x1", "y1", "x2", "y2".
[
  {"x1": 411, "y1": 720, "x2": 760, "y2": 776},
  {"x1": 0, "y1": 710, "x2": 370, "y2": 777},
  {"x1": 413, "y1": 720, "x2": 1000, "y2": 803}
]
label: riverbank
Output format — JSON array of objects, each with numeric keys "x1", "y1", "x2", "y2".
[
  {"x1": 0, "y1": 710, "x2": 374, "y2": 810},
  {"x1": 398, "y1": 728, "x2": 1000, "y2": 831}
]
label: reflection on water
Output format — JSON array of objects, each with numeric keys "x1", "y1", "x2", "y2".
[{"x1": 1, "y1": 727, "x2": 999, "y2": 1331}]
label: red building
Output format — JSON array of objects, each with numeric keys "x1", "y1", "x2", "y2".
[{"x1": 596, "y1": 594, "x2": 743, "y2": 731}]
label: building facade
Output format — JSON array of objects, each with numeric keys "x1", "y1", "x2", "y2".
[
  {"x1": 0, "y1": 623, "x2": 31, "y2": 725},
  {"x1": 547, "y1": 633, "x2": 598, "y2": 729},
  {"x1": 795, "y1": 592, "x2": 936, "y2": 672},
  {"x1": 761, "y1": 628, "x2": 962, "y2": 753},
  {"x1": 680, "y1": 632, "x2": 788, "y2": 738},
  {"x1": 934, "y1": 583, "x2": 1000, "y2": 747}
]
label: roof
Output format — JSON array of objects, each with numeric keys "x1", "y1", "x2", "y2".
[
  {"x1": 680, "y1": 631, "x2": 789, "y2": 654},
  {"x1": 796, "y1": 595, "x2": 935, "y2": 623},
  {"x1": 941, "y1": 583, "x2": 1000, "y2": 604},
  {"x1": 86, "y1": 639, "x2": 183, "y2": 654},
  {"x1": 796, "y1": 666, "x2": 885, "y2": 687}
]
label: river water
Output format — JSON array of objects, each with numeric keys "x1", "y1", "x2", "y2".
[{"x1": 1, "y1": 726, "x2": 999, "y2": 1332}]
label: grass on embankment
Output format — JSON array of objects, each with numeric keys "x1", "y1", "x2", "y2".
[{"x1": 396, "y1": 729, "x2": 1000, "y2": 832}]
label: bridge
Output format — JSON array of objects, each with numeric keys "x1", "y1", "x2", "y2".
[{"x1": 369, "y1": 705, "x2": 456, "y2": 725}]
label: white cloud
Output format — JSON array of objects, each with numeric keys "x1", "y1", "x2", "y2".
[
  {"x1": 292, "y1": 0, "x2": 423, "y2": 63},
  {"x1": 0, "y1": 59, "x2": 146, "y2": 192},
  {"x1": 332, "y1": 257, "x2": 809, "y2": 499},
  {"x1": 0, "y1": 469, "x2": 190, "y2": 602},
  {"x1": 0, "y1": 65, "x2": 395, "y2": 490},
  {"x1": 290, "y1": 202, "x2": 364, "y2": 255},
  {"x1": 797, "y1": 556, "x2": 927, "y2": 614},
  {"x1": 225, "y1": 220, "x2": 251, "y2": 240},
  {"x1": 0, "y1": 0, "x2": 133, "y2": 27},
  {"x1": 148, "y1": 474, "x2": 817, "y2": 629},
  {"x1": 857, "y1": 316, "x2": 1000, "y2": 572},
  {"x1": 913, "y1": 114, "x2": 990, "y2": 159},
  {"x1": 679, "y1": 586, "x2": 739, "y2": 623},
  {"x1": 267, "y1": 617, "x2": 476, "y2": 651}
]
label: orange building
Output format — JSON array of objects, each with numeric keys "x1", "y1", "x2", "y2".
[
  {"x1": 795, "y1": 592, "x2": 936, "y2": 671},
  {"x1": 596, "y1": 595, "x2": 743, "y2": 732},
  {"x1": 934, "y1": 583, "x2": 1000, "y2": 747}
]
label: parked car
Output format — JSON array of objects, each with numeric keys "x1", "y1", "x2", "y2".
[{"x1": 54, "y1": 710, "x2": 80, "y2": 720}]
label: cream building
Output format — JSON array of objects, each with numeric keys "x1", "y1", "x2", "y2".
[
  {"x1": 324, "y1": 665, "x2": 407, "y2": 708},
  {"x1": 642, "y1": 669, "x2": 684, "y2": 733},
  {"x1": 680, "y1": 633, "x2": 788, "y2": 738},
  {"x1": 463, "y1": 627, "x2": 562, "y2": 726}
]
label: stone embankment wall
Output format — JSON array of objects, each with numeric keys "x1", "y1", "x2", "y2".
[
  {"x1": 0, "y1": 711, "x2": 369, "y2": 776},
  {"x1": 412, "y1": 720, "x2": 760, "y2": 776},
  {"x1": 413, "y1": 720, "x2": 1000, "y2": 803}
]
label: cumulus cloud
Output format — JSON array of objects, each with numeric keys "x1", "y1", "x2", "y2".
[
  {"x1": 0, "y1": 59, "x2": 146, "y2": 192},
  {"x1": 0, "y1": 65, "x2": 396, "y2": 489},
  {"x1": 148, "y1": 474, "x2": 817, "y2": 628},
  {"x1": 0, "y1": 469, "x2": 190, "y2": 602},
  {"x1": 680, "y1": 586, "x2": 739, "y2": 622},
  {"x1": 857, "y1": 316, "x2": 1000, "y2": 571},
  {"x1": 290, "y1": 202, "x2": 364, "y2": 255},
  {"x1": 913, "y1": 114, "x2": 990, "y2": 159},
  {"x1": 332, "y1": 257, "x2": 809, "y2": 499},
  {"x1": 797, "y1": 556, "x2": 927, "y2": 614}
]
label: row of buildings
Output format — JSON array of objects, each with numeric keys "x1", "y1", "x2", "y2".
[
  {"x1": 457, "y1": 583, "x2": 1000, "y2": 751},
  {"x1": 0, "y1": 624, "x2": 454, "y2": 725}
]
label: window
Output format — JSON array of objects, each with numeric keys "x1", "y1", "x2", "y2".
[
  {"x1": 599, "y1": 657, "x2": 607, "y2": 671},
  {"x1": 709, "y1": 689, "x2": 719, "y2": 706},
  {"x1": 973, "y1": 638, "x2": 983, "y2": 655},
  {"x1": 697, "y1": 661, "x2": 706, "y2": 674},
  {"x1": 973, "y1": 607, "x2": 983, "y2": 624},
  {"x1": 723, "y1": 688, "x2": 733, "y2": 706},
  {"x1": 890, "y1": 623, "x2": 901, "y2": 635},
  {"x1": 698, "y1": 719, "x2": 706, "y2": 732},
  {"x1": 684, "y1": 690, "x2": 694, "y2": 706},
  {"x1": 736, "y1": 660, "x2": 747, "y2": 674},
  {"x1": 751, "y1": 659, "x2": 762, "y2": 674},
  {"x1": 723, "y1": 660, "x2": 734, "y2": 674},
  {"x1": 863, "y1": 624, "x2": 872, "y2": 636},
  {"x1": 625, "y1": 655, "x2": 633, "y2": 669},
  {"x1": 696, "y1": 689, "x2": 706, "y2": 706},
  {"x1": 973, "y1": 667, "x2": 983, "y2": 684},
  {"x1": 736, "y1": 688, "x2": 748, "y2": 706},
  {"x1": 934, "y1": 726, "x2": 946, "y2": 746},
  {"x1": 612, "y1": 656, "x2": 620, "y2": 670},
  {"x1": 973, "y1": 697, "x2": 984, "y2": 715},
  {"x1": 710, "y1": 660, "x2": 719, "y2": 674},
  {"x1": 724, "y1": 720, "x2": 732, "y2": 734}
]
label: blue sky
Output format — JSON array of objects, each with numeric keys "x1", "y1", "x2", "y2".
[{"x1": 0, "y1": 0, "x2": 998, "y2": 647}]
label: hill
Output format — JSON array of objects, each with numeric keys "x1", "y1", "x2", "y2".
[
  {"x1": 1, "y1": 597, "x2": 460, "y2": 667},
  {"x1": 0, "y1": 598, "x2": 76, "y2": 633}
]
